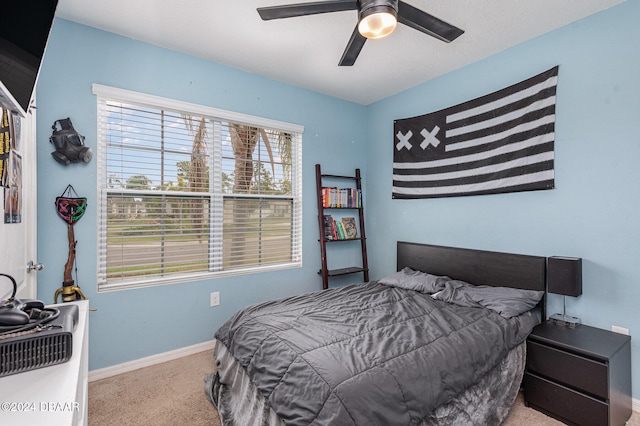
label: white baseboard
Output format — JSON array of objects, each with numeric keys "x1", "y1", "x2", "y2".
[{"x1": 88, "y1": 340, "x2": 215, "y2": 382}]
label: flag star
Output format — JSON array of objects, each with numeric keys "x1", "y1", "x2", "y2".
[
  {"x1": 420, "y1": 126, "x2": 441, "y2": 149},
  {"x1": 396, "y1": 130, "x2": 413, "y2": 151}
]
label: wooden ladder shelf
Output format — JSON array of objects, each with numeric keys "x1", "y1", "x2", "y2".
[{"x1": 315, "y1": 164, "x2": 369, "y2": 289}]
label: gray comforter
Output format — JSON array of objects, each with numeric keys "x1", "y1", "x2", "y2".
[{"x1": 214, "y1": 281, "x2": 539, "y2": 425}]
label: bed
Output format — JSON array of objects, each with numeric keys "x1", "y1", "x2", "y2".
[{"x1": 205, "y1": 242, "x2": 547, "y2": 425}]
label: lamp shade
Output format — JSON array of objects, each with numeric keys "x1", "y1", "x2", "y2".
[
  {"x1": 358, "y1": 11, "x2": 397, "y2": 38},
  {"x1": 547, "y1": 256, "x2": 582, "y2": 297},
  {"x1": 358, "y1": 0, "x2": 398, "y2": 39}
]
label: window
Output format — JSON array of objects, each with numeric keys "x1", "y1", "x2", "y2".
[{"x1": 93, "y1": 84, "x2": 303, "y2": 291}]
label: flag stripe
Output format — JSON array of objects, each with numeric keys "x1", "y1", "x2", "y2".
[
  {"x1": 393, "y1": 170, "x2": 555, "y2": 196},
  {"x1": 393, "y1": 151, "x2": 554, "y2": 183},
  {"x1": 393, "y1": 133, "x2": 554, "y2": 170},
  {"x1": 446, "y1": 75, "x2": 558, "y2": 124},
  {"x1": 394, "y1": 160, "x2": 553, "y2": 189},
  {"x1": 394, "y1": 142, "x2": 553, "y2": 176},
  {"x1": 447, "y1": 87, "x2": 557, "y2": 134},
  {"x1": 393, "y1": 66, "x2": 558, "y2": 199},
  {"x1": 446, "y1": 96, "x2": 556, "y2": 138},
  {"x1": 446, "y1": 115, "x2": 555, "y2": 151}
]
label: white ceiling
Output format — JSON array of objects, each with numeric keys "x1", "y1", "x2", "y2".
[{"x1": 55, "y1": 0, "x2": 625, "y2": 105}]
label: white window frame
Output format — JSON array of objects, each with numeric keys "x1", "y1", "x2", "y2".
[{"x1": 93, "y1": 84, "x2": 303, "y2": 291}]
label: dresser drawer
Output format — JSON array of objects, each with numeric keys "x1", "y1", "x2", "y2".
[
  {"x1": 527, "y1": 340, "x2": 608, "y2": 399},
  {"x1": 524, "y1": 372, "x2": 609, "y2": 426}
]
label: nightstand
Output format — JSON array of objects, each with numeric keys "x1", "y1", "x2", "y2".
[{"x1": 524, "y1": 321, "x2": 631, "y2": 426}]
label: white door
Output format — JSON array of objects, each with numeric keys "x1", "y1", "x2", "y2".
[{"x1": 0, "y1": 103, "x2": 38, "y2": 301}]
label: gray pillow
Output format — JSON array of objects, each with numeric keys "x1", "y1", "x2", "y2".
[
  {"x1": 432, "y1": 279, "x2": 544, "y2": 318},
  {"x1": 378, "y1": 267, "x2": 449, "y2": 294}
]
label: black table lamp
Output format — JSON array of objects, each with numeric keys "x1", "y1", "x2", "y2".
[{"x1": 547, "y1": 256, "x2": 582, "y2": 327}]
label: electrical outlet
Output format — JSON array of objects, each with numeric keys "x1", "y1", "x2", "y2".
[
  {"x1": 210, "y1": 292, "x2": 220, "y2": 307},
  {"x1": 611, "y1": 325, "x2": 629, "y2": 335}
]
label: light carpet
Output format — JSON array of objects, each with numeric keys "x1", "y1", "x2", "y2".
[{"x1": 88, "y1": 350, "x2": 637, "y2": 426}]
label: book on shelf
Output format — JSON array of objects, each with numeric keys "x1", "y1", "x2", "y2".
[
  {"x1": 336, "y1": 220, "x2": 345, "y2": 240},
  {"x1": 323, "y1": 215, "x2": 358, "y2": 240},
  {"x1": 321, "y1": 187, "x2": 362, "y2": 208},
  {"x1": 342, "y1": 217, "x2": 357, "y2": 239},
  {"x1": 323, "y1": 215, "x2": 333, "y2": 240}
]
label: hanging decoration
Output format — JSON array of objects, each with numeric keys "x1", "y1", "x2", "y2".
[
  {"x1": 49, "y1": 117, "x2": 92, "y2": 166},
  {"x1": 54, "y1": 184, "x2": 88, "y2": 303},
  {"x1": 393, "y1": 66, "x2": 558, "y2": 199}
]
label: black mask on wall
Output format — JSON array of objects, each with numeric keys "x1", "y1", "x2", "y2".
[{"x1": 49, "y1": 118, "x2": 92, "y2": 166}]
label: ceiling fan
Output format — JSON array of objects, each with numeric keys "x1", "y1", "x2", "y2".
[{"x1": 257, "y1": 0, "x2": 464, "y2": 66}]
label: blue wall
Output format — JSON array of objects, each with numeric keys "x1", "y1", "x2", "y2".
[
  {"x1": 366, "y1": 0, "x2": 640, "y2": 399},
  {"x1": 36, "y1": 18, "x2": 367, "y2": 370},
  {"x1": 35, "y1": 0, "x2": 640, "y2": 400}
]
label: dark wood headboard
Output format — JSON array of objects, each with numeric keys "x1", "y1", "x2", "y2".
[{"x1": 397, "y1": 242, "x2": 547, "y2": 319}]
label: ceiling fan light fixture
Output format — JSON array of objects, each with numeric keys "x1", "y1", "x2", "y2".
[
  {"x1": 256, "y1": 0, "x2": 464, "y2": 66},
  {"x1": 358, "y1": 0, "x2": 398, "y2": 39}
]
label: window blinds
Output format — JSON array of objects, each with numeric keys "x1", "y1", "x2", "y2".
[{"x1": 94, "y1": 84, "x2": 303, "y2": 290}]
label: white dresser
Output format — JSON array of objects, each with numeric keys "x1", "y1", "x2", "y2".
[{"x1": 0, "y1": 300, "x2": 89, "y2": 426}]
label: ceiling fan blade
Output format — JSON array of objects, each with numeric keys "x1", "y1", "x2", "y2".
[
  {"x1": 339, "y1": 26, "x2": 367, "y2": 66},
  {"x1": 397, "y1": 1, "x2": 464, "y2": 43},
  {"x1": 257, "y1": 0, "x2": 357, "y2": 20}
]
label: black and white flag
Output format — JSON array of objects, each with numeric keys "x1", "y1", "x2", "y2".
[{"x1": 393, "y1": 66, "x2": 558, "y2": 199}]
